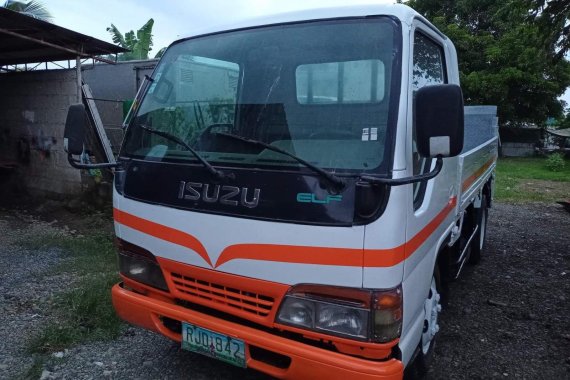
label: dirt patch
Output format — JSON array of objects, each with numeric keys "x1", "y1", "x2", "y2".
[
  {"x1": 517, "y1": 179, "x2": 570, "y2": 200},
  {"x1": 0, "y1": 193, "x2": 113, "y2": 236},
  {"x1": 428, "y1": 202, "x2": 570, "y2": 379}
]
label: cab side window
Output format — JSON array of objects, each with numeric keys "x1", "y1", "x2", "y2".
[{"x1": 412, "y1": 32, "x2": 446, "y2": 210}]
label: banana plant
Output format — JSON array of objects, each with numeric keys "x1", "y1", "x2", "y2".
[
  {"x1": 107, "y1": 19, "x2": 161, "y2": 61},
  {"x1": 2, "y1": 0, "x2": 52, "y2": 21}
]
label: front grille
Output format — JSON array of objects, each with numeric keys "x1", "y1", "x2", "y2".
[{"x1": 170, "y1": 272, "x2": 275, "y2": 316}]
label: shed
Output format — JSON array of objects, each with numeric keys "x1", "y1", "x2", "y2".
[
  {"x1": 545, "y1": 128, "x2": 570, "y2": 152},
  {"x1": 499, "y1": 127, "x2": 543, "y2": 157},
  {"x1": 0, "y1": 8, "x2": 126, "y2": 197}
]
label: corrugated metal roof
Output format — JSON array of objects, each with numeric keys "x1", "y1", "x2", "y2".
[
  {"x1": 0, "y1": 7, "x2": 127, "y2": 66},
  {"x1": 546, "y1": 128, "x2": 570, "y2": 138}
]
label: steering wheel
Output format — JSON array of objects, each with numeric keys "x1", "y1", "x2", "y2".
[{"x1": 194, "y1": 123, "x2": 234, "y2": 150}]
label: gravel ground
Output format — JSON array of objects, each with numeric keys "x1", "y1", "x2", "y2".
[
  {"x1": 0, "y1": 210, "x2": 74, "y2": 379},
  {"x1": 429, "y1": 202, "x2": 570, "y2": 379},
  {"x1": 0, "y1": 202, "x2": 568, "y2": 379}
]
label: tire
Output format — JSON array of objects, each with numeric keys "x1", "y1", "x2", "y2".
[
  {"x1": 406, "y1": 266, "x2": 443, "y2": 379},
  {"x1": 468, "y1": 193, "x2": 489, "y2": 264}
]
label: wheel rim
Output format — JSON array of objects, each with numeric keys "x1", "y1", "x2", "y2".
[
  {"x1": 421, "y1": 276, "x2": 441, "y2": 355},
  {"x1": 479, "y1": 208, "x2": 487, "y2": 250}
]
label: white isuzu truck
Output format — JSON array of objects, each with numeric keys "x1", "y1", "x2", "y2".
[{"x1": 64, "y1": 4, "x2": 498, "y2": 379}]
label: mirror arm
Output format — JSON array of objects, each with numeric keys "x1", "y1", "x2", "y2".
[
  {"x1": 67, "y1": 153, "x2": 120, "y2": 169},
  {"x1": 360, "y1": 156, "x2": 443, "y2": 186}
]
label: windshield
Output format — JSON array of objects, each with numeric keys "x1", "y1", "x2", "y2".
[{"x1": 122, "y1": 18, "x2": 399, "y2": 174}]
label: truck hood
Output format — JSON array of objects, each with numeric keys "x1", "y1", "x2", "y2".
[{"x1": 114, "y1": 192, "x2": 366, "y2": 287}]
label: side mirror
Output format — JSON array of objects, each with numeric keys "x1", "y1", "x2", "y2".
[
  {"x1": 64, "y1": 104, "x2": 87, "y2": 155},
  {"x1": 415, "y1": 84, "x2": 464, "y2": 157}
]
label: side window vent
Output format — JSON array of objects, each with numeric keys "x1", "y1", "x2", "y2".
[{"x1": 180, "y1": 68, "x2": 194, "y2": 83}]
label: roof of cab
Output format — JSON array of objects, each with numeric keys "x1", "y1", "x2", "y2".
[{"x1": 177, "y1": 3, "x2": 442, "y2": 42}]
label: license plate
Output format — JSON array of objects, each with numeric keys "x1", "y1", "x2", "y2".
[{"x1": 181, "y1": 322, "x2": 246, "y2": 368}]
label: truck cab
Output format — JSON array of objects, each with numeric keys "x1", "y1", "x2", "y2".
[{"x1": 64, "y1": 4, "x2": 497, "y2": 379}]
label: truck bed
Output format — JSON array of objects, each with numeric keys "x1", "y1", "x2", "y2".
[{"x1": 458, "y1": 106, "x2": 499, "y2": 210}]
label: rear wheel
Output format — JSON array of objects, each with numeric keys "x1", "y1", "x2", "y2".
[{"x1": 468, "y1": 194, "x2": 488, "y2": 264}]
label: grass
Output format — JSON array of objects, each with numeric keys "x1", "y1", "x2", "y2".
[
  {"x1": 16, "y1": 356, "x2": 46, "y2": 380},
  {"x1": 495, "y1": 156, "x2": 570, "y2": 202},
  {"x1": 22, "y1": 232, "x2": 123, "y2": 354}
]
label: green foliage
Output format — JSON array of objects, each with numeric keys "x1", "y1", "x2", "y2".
[
  {"x1": 406, "y1": 0, "x2": 570, "y2": 127},
  {"x1": 2, "y1": 0, "x2": 52, "y2": 21},
  {"x1": 546, "y1": 152, "x2": 566, "y2": 171},
  {"x1": 523, "y1": 0, "x2": 570, "y2": 61},
  {"x1": 149, "y1": 107, "x2": 197, "y2": 143},
  {"x1": 495, "y1": 156, "x2": 570, "y2": 202},
  {"x1": 23, "y1": 233, "x2": 123, "y2": 354},
  {"x1": 558, "y1": 114, "x2": 570, "y2": 129},
  {"x1": 107, "y1": 19, "x2": 161, "y2": 61},
  {"x1": 27, "y1": 273, "x2": 122, "y2": 353},
  {"x1": 154, "y1": 47, "x2": 167, "y2": 59},
  {"x1": 497, "y1": 156, "x2": 570, "y2": 181},
  {"x1": 17, "y1": 356, "x2": 46, "y2": 380}
]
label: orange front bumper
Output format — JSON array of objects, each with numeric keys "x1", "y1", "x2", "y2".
[{"x1": 112, "y1": 283, "x2": 404, "y2": 379}]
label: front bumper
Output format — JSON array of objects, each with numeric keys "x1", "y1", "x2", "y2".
[{"x1": 112, "y1": 283, "x2": 404, "y2": 379}]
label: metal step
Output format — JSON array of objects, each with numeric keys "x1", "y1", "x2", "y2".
[{"x1": 453, "y1": 224, "x2": 478, "y2": 279}]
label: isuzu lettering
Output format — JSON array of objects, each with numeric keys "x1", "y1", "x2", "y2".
[{"x1": 64, "y1": 4, "x2": 498, "y2": 379}]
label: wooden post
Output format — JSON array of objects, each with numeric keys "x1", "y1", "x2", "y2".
[{"x1": 76, "y1": 56, "x2": 82, "y2": 102}]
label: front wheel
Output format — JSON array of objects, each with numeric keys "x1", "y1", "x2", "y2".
[{"x1": 407, "y1": 267, "x2": 443, "y2": 378}]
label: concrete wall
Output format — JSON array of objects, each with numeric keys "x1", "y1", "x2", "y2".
[
  {"x1": 501, "y1": 142, "x2": 536, "y2": 157},
  {"x1": 82, "y1": 59, "x2": 158, "y2": 153},
  {"x1": 82, "y1": 59, "x2": 158, "y2": 100},
  {"x1": 0, "y1": 69, "x2": 82, "y2": 196}
]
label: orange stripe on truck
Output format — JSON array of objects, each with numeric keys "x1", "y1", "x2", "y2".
[
  {"x1": 462, "y1": 157, "x2": 495, "y2": 192},
  {"x1": 364, "y1": 196, "x2": 457, "y2": 267},
  {"x1": 215, "y1": 244, "x2": 364, "y2": 268},
  {"x1": 113, "y1": 196, "x2": 456, "y2": 269},
  {"x1": 113, "y1": 208, "x2": 213, "y2": 267}
]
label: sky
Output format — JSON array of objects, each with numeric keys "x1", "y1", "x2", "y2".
[
  {"x1": 43, "y1": 0, "x2": 392, "y2": 54},
  {"x1": 42, "y1": 0, "x2": 569, "y2": 108}
]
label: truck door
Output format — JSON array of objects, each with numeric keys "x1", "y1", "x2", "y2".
[{"x1": 400, "y1": 22, "x2": 459, "y2": 357}]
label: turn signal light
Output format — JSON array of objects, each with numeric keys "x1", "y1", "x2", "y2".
[{"x1": 372, "y1": 287, "x2": 402, "y2": 343}]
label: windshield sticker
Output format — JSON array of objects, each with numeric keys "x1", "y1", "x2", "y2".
[{"x1": 371, "y1": 128, "x2": 378, "y2": 141}]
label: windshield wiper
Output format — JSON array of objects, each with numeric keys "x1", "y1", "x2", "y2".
[
  {"x1": 214, "y1": 132, "x2": 345, "y2": 192},
  {"x1": 139, "y1": 125, "x2": 229, "y2": 180}
]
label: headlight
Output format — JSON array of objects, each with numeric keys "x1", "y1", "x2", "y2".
[
  {"x1": 276, "y1": 284, "x2": 401, "y2": 343},
  {"x1": 277, "y1": 297, "x2": 314, "y2": 328},
  {"x1": 117, "y1": 239, "x2": 168, "y2": 291},
  {"x1": 316, "y1": 302, "x2": 368, "y2": 338}
]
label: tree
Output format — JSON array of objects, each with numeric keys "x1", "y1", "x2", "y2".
[
  {"x1": 2, "y1": 0, "x2": 52, "y2": 21},
  {"x1": 524, "y1": 0, "x2": 570, "y2": 61},
  {"x1": 406, "y1": 0, "x2": 570, "y2": 126},
  {"x1": 107, "y1": 19, "x2": 164, "y2": 61}
]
